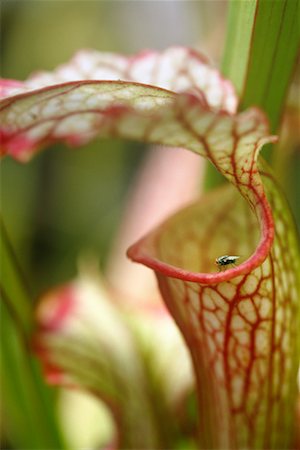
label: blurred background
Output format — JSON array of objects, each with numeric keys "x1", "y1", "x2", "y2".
[
  {"x1": 0, "y1": 1, "x2": 229, "y2": 448},
  {"x1": 1, "y1": 1, "x2": 299, "y2": 449},
  {"x1": 1, "y1": 0, "x2": 228, "y2": 296}
]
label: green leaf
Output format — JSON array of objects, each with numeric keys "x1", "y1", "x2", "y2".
[
  {"x1": 222, "y1": 0, "x2": 257, "y2": 95},
  {"x1": 223, "y1": 0, "x2": 300, "y2": 133},
  {"x1": 0, "y1": 221, "x2": 65, "y2": 449},
  {"x1": 0, "y1": 301, "x2": 65, "y2": 449},
  {"x1": 205, "y1": 0, "x2": 300, "y2": 189},
  {"x1": 0, "y1": 220, "x2": 32, "y2": 334},
  {"x1": 238, "y1": 0, "x2": 300, "y2": 132}
]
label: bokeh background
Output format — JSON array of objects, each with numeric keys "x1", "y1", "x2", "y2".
[
  {"x1": 1, "y1": 1, "x2": 228, "y2": 448},
  {"x1": 1, "y1": 1, "x2": 299, "y2": 448},
  {"x1": 1, "y1": 0, "x2": 228, "y2": 296}
]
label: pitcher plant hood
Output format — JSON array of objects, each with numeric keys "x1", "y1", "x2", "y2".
[{"x1": 1, "y1": 47, "x2": 299, "y2": 449}]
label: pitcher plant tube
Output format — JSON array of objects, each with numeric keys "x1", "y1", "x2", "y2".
[{"x1": 1, "y1": 47, "x2": 299, "y2": 449}]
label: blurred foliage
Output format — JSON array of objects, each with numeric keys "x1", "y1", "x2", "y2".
[
  {"x1": 1, "y1": 1, "x2": 299, "y2": 448},
  {"x1": 2, "y1": 139, "x2": 145, "y2": 296},
  {"x1": 0, "y1": 1, "x2": 210, "y2": 448},
  {"x1": 1, "y1": 0, "x2": 212, "y2": 296}
]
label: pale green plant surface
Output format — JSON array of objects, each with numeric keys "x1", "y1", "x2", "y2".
[{"x1": 1, "y1": 1, "x2": 299, "y2": 449}]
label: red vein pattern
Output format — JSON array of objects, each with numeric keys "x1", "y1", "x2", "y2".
[
  {"x1": 0, "y1": 81, "x2": 276, "y2": 280},
  {"x1": 130, "y1": 174, "x2": 299, "y2": 448},
  {"x1": 1, "y1": 47, "x2": 299, "y2": 448}
]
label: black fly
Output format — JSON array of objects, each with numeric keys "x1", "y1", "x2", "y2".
[{"x1": 215, "y1": 255, "x2": 240, "y2": 270}]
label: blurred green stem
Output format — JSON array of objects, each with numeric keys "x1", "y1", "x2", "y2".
[
  {"x1": 204, "y1": 0, "x2": 300, "y2": 190},
  {"x1": 1, "y1": 219, "x2": 32, "y2": 335},
  {"x1": 0, "y1": 219, "x2": 65, "y2": 449}
]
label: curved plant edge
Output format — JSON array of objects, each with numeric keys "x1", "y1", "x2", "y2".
[
  {"x1": 126, "y1": 156, "x2": 275, "y2": 285},
  {"x1": 0, "y1": 47, "x2": 278, "y2": 285},
  {"x1": 1, "y1": 47, "x2": 299, "y2": 449}
]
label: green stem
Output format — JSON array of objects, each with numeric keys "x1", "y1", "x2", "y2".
[
  {"x1": 237, "y1": 0, "x2": 300, "y2": 133},
  {"x1": 0, "y1": 219, "x2": 66, "y2": 449},
  {"x1": 203, "y1": 0, "x2": 300, "y2": 190},
  {"x1": 0, "y1": 219, "x2": 32, "y2": 335},
  {"x1": 2, "y1": 302, "x2": 68, "y2": 449}
]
